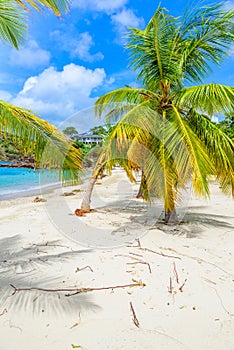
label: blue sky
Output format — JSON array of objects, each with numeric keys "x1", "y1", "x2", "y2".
[{"x1": 0, "y1": 0, "x2": 234, "y2": 131}]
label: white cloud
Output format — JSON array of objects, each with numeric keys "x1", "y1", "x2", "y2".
[
  {"x1": 9, "y1": 40, "x2": 51, "y2": 68},
  {"x1": 72, "y1": 0, "x2": 129, "y2": 14},
  {"x1": 111, "y1": 8, "x2": 145, "y2": 42},
  {"x1": 72, "y1": 32, "x2": 104, "y2": 62},
  {"x1": 51, "y1": 31, "x2": 103, "y2": 62},
  {"x1": 70, "y1": 1, "x2": 144, "y2": 45},
  {"x1": 112, "y1": 8, "x2": 144, "y2": 28},
  {"x1": 8, "y1": 64, "x2": 106, "y2": 126},
  {"x1": 0, "y1": 90, "x2": 12, "y2": 101}
]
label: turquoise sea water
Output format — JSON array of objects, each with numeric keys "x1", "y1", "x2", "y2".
[{"x1": 0, "y1": 162, "x2": 60, "y2": 200}]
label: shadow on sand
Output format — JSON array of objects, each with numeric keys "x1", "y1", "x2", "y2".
[
  {"x1": 95, "y1": 198, "x2": 234, "y2": 239},
  {"x1": 0, "y1": 234, "x2": 101, "y2": 317}
]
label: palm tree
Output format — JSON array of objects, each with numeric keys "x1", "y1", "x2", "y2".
[
  {"x1": 0, "y1": 0, "x2": 70, "y2": 49},
  {"x1": 81, "y1": 3, "x2": 234, "y2": 223}
]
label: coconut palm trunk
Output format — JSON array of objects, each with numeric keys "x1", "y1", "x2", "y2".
[
  {"x1": 80, "y1": 175, "x2": 98, "y2": 212},
  {"x1": 164, "y1": 185, "x2": 178, "y2": 224},
  {"x1": 136, "y1": 169, "x2": 147, "y2": 199}
]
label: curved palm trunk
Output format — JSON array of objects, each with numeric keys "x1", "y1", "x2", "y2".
[
  {"x1": 136, "y1": 170, "x2": 147, "y2": 199},
  {"x1": 164, "y1": 185, "x2": 179, "y2": 224},
  {"x1": 80, "y1": 175, "x2": 98, "y2": 212}
]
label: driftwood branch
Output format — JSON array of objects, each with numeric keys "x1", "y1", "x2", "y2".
[
  {"x1": 10, "y1": 281, "x2": 146, "y2": 297},
  {"x1": 130, "y1": 302, "x2": 140, "y2": 328}
]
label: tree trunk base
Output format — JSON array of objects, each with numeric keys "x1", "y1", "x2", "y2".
[
  {"x1": 136, "y1": 192, "x2": 145, "y2": 199},
  {"x1": 74, "y1": 208, "x2": 96, "y2": 217},
  {"x1": 164, "y1": 210, "x2": 179, "y2": 225}
]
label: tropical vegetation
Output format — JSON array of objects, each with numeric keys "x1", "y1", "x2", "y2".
[
  {"x1": 0, "y1": 0, "x2": 83, "y2": 182},
  {"x1": 0, "y1": 102, "x2": 82, "y2": 181},
  {"x1": 80, "y1": 3, "x2": 234, "y2": 223},
  {"x1": 217, "y1": 112, "x2": 234, "y2": 139}
]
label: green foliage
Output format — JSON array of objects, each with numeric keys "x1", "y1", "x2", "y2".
[
  {"x1": 63, "y1": 126, "x2": 78, "y2": 135},
  {"x1": 94, "y1": 3, "x2": 234, "y2": 217},
  {"x1": 0, "y1": 101, "x2": 82, "y2": 182},
  {"x1": 217, "y1": 113, "x2": 234, "y2": 139},
  {"x1": 0, "y1": 134, "x2": 25, "y2": 160},
  {"x1": 90, "y1": 125, "x2": 107, "y2": 136},
  {"x1": 0, "y1": 1, "x2": 27, "y2": 49},
  {"x1": 0, "y1": 0, "x2": 70, "y2": 49}
]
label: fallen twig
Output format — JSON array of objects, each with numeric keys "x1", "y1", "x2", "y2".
[
  {"x1": 70, "y1": 312, "x2": 81, "y2": 329},
  {"x1": 173, "y1": 262, "x2": 179, "y2": 284},
  {"x1": 162, "y1": 248, "x2": 233, "y2": 277},
  {"x1": 0, "y1": 308, "x2": 7, "y2": 316},
  {"x1": 130, "y1": 302, "x2": 140, "y2": 328},
  {"x1": 139, "y1": 247, "x2": 181, "y2": 260},
  {"x1": 213, "y1": 288, "x2": 233, "y2": 317},
  {"x1": 168, "y1": 277, "x2": 173, "y2": 294},
  {"x1": 32, "y1": 242, "x2": 70, "y2": 249},
  {"x1": 75, "y1": 266, "x2": 93, "y2": 273},
  {"x1": 114, "y1": 254, "x2": 144, "y2": 262},
  {"x1": 35, "y1": 249, "x2": 48, "y2": 255},
  {"x1": 203, "y1": 278, "x2": 216, "y2": 285},
  {"x1": 127, "y1": 261, "x2": 152, "y2": 274},
  {"x1": 127, "y1": 238, "x2": 141, "y2": 248},
  {"x1": 179, "y1": 279, "x2": 187, "y2": 292},
  {"x1": 10, "y1": 282, "x2": 146, "y2": 297},
  {"x1": 129, "y1": 252, "x2": 143, "y2": 258}
]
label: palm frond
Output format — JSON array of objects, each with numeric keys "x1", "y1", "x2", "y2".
[
  {"x1": 0, "y1": 0, "x2": 27, "y2": 48},
  {"x1": 174, "y1": 84, "x2": 234, "y2": 116},
  {"x1": 95, "y1": 87, "x2": 157, "y2": 118},
  {"x1": 186, "y1": 110, "x2": 234, "y2": 196},
  {"x1": 179, "y1": 3, "x2": 234, "y2": 82},
  {"x1": 170, "y1": 104, "x2": 214, "y2": 198},
  {"x1": 15, "y1": 0, "x2": 70, "y2": 16},
  {"x1": 0, "y1": 101, "x2": 82, "y2": 182}
]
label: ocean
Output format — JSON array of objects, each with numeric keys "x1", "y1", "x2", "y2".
[{"x1": 0, "y1": 162, "x2": 60, "y2": 200}]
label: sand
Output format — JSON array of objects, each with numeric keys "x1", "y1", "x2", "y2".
[{"x1": 0, "y1": 169, "x2": 233, "y2": 350}]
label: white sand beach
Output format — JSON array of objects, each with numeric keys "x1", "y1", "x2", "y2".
[{"x1": 0, "y1": 170, "x2": 233, "y2": 350}]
